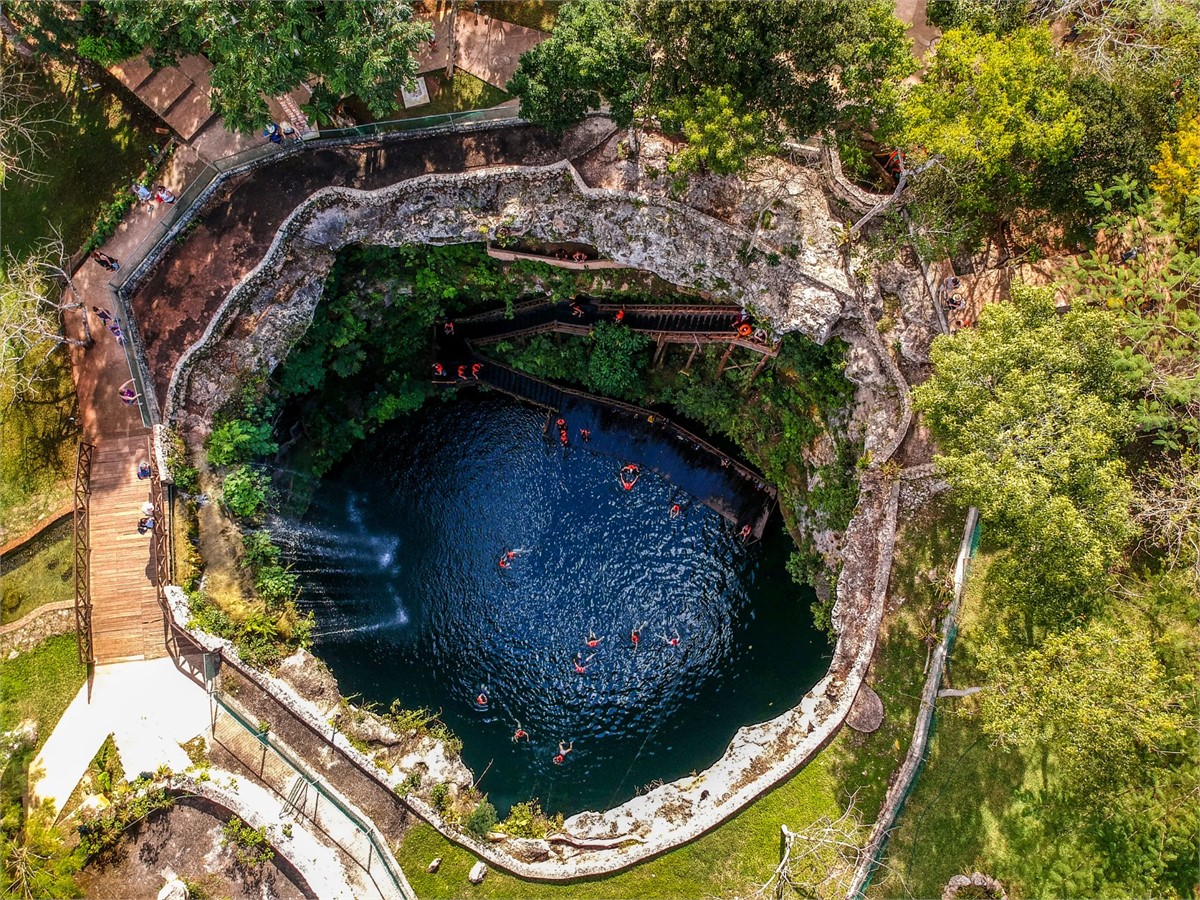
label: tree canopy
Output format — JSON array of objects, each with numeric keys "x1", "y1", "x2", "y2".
[
  {"x1": 507, "y1": 0, "x2": 914, "y2": 153},
  {"x1": 914, "y1": 286, "x2": 1135, "y2": 632},
  {"x1": 99, "y1": 0, "x2": 430, "y2": 131}
]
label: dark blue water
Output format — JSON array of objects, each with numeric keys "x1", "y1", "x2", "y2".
[{"x1": 282, "y1": 395, "x2": 829, "y2": 816}]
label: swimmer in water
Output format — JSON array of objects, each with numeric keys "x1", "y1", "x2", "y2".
[
  {"x1": 553, "y1": 741, "x2": 574, "y2": 764},
  {"x1": 631, "y1": 626, "x2": 641, "y2": 649},
  {"x1": 670, "y1": 503, "x2": 681, "y2": 518},
  {"x1": 573, "y1": 653, "x2": 594, "y2": 674},
  {"x1": 498, "y1": 549, "x2": 517, "y2": 569},
  {"x1": 579, "y1": 428, "x2": 591, "y2": 442},
  {"x1": 739, "y1": 523, "x2": 752, "y2": 542},
  {"x1": 663, "y1": 631, "x2": 681, "y2": 648},
  {"x1": 585, "y1": 631, "x2": 602, "y2": 648},
  {"x1": 512, "y1": 721, "x2": 529, "y2": 742},
  {"x1": 475, "y1": 692, "x2": 488, "y2": 707}
]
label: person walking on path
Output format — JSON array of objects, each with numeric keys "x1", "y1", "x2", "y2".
[
  {"x1": 92, "y1": 306, "x2": 113, "y2": 325},
  {"x1": 117, "y1": 379, "x2": 138, "y2": 405},
  {"x1": 131, "y1": 183, "x2": 153, "y2": 203},
  {"x1": 91, "y1": 251, "x2": 120, "y2": 271}
]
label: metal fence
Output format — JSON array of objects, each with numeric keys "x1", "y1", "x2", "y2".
[
  {"x1": 847, "y1": 507, "x2": 982, "y2": 899},
  {"x1": 209, "y1": 676, "x2": 414, "y2": 900},
  {"x1": 100, "y1": 106, "x2": 523, "y2": 428}
]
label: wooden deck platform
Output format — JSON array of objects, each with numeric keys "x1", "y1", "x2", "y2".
[{"x1": 88, "y1": 433, "x2": 167, "y2": 663}]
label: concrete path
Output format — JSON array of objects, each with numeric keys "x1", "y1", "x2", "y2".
[{"x1": 30, "y1": 657, "x2": 210, "y2": 820}]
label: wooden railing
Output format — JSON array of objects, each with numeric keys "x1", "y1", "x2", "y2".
[{"x1": 72, "y1": 442, "x2": 96, "y2": 664}]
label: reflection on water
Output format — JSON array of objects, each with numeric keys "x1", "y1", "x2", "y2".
[{"x1": 277, "y1": 395, "x2": 829, "y2": 815}]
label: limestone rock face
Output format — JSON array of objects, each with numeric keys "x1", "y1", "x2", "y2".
[
  {"x1": 157, "y1": 879, "x2": 189, "y2": 900},
  {"x1": 169, "y1": 163, "x2": 852, "y2": 430}
]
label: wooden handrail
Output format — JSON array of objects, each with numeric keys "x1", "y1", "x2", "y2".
[{"x1": 73, "y1": 442, "x2": 96, "y2": 664}]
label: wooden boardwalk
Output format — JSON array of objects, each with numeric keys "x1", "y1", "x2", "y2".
[{"x1": 88, "y1": 433, "x2": 167, "y2": 663}]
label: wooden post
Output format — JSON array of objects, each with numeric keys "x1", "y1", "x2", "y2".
[
  {"x1": 681, "y1": 341, "x2": 700, "y2": 375},
  {"x1": 716, "y1": 340, "x2": 736, "y2": 376},
  {"x1": 653, "y1": 334, "x2": 667, "y2": 368},
  {"x1": 745, "y1": 350, "x2": 771, "y2": 389}
]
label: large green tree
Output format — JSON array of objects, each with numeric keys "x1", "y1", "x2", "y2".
[
  {"x1": 99, "y1": 0, "x2": 430, "y2": 131},
  {"x1": 914, "y1": 285, "x2": 1135, "y2": 633},
  {"x1": 505, "y1": 0, "x2": 649, "y2": 132},
  {"x1": 894, "y1": 26, "x2": 1084, "y2": 222},
  {"x1": 507, "y1": 0, "x2": 913, "y2": 145}
]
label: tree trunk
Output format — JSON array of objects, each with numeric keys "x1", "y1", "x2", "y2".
[
  {"x1": 445, "y1": 0, "x2": 458, "y2": 78},
  {"x1": 716, "y1": 341, "x2": 736, "y2": 376},
  {"x1": 0, "y1": 13, "x2": 36, "y2": 63}
]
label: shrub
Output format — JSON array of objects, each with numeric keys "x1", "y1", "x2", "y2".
[
  {"x1": 222, "y1": 466, "x2": 268, "y2": 519},
  {"x1": 206, "y1": 419, "x2": 278, "y2": 467},
  {"x1": 463, "y1": 800, "x2": 497, "y2": 837},
  {"x1": 497, "y1": 800, "x2": 562, "y2": 838},
  {"x1": 220, "y1": 816, "x2": 274, "y2": 870},
  {"x1": 429, "y1": 782, "x2": 451, "y2": 814}
]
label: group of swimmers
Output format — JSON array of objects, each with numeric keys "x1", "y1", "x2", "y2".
[{"x1": 474, "y1": 624, "x2": 683, "y2": 765}]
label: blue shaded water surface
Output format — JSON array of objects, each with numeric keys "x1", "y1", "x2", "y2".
[{"x1": 282, "y1": 395, "x2": 829, "y2": 816}]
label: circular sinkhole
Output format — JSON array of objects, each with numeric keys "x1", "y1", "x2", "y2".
[{"x1": 279, "y1": 394, "x2": 831, "y2": 816}]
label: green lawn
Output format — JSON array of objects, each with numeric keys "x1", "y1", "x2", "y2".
[
  {"x1": 346, "y1": 71, "x2": 511, "y2": 125},
  {"x1": 475, "y1": 1, "x2": 561, "y2": 32},
  {"x1": 0, "y1": 346, "x2": 79, "y2": 542},
  {"x1": 826, "y1": 496, "x2": 968, "y2": 820},
  {"x1": 0, "y1": 519, "x2": 73, "y2": 625},
  {"x1": 397, "y1": 748, "x2": 843, "y2": 899},
  {"x1": 0, "y1": 635, "x2": 86, "y2": 752},
  {"x1": 0, "y1": 56, "x2": 160, "y2": 260}
]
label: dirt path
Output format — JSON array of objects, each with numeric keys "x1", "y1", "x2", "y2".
[{"x1": 128, "y1": 125, "x2": 572, "y2": 409}]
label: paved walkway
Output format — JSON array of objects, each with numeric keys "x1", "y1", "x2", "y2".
[
  {"x1": 416, "y1": 7, "x2": 548, "y2": 90},
  {"x1": 30, "y1": 658, "x2": 210, "y2": 820}
]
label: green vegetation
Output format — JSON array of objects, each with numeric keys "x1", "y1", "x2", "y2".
[
  {"x1": 495, "y1": 801, "x2": 562, "y2": 839},
  {"x1": 219, "y1": 815, "x2": 275, "y2": 870},
  {"x1": 0, "y1": 520, "x2": 72, "y2": 624},
  {"x1": 35, "y1": 1, "x2": 434, "y2": 132},
  {"x1": 0, "y1": 345, "x2": 78, "y2": 542},
  {"x1": 398, "y1": 751, "x2": 844, "y2": 899},
  {"x1": 895, "y1": 177, "x2": 1197, "y2": 894},
  {"x1": 0, "y1": 635, "x2": 85, "y2": 749},
  {"x1": 0, "y1": 637, "x2": 87, "y2": 898},
  {"x1": 346, "y1": 71, "x2": 511, "y2": 123},
  {"x1": 914, "y1": 285, "x2": 1134, "y2": 636},
  {"x1": 476, "y1": 1, "x2": 562, "y2": 33},
  {"x1": 508, "y1": 0, "x2": 914, "y2": 164},
  {"x1": 0, "y1": 55, "x2": 159, "y2": 258}
]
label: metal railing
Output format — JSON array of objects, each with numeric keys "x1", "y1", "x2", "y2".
[
  {"x1": 210, "y1": 666, "x2": 414, "y2": 900},
  {"x1": 72, "y1": 441, "x2": 96, "y2": 664},
  {"x1": 101, "y1": 106, "x2": 524, "y2": 427}
]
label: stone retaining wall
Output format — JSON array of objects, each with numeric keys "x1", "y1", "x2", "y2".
[
  {"x1": 166, "y1": 160, "x2": 850, "y2": 430},
  {"x1": 150, "y1": 140, "x2": 920, "y2": 878},
  {"x1": 0, "y1": 602, "x2": 75, "y2": 658}
]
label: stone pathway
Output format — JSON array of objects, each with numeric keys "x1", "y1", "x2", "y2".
[{"x1": 30, "y1": 657, "x2": 209, "y2": 819}]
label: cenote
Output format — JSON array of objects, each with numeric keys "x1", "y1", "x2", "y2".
[{"x1": 280, "y1": 394, "x2": 831, "y2": 816}]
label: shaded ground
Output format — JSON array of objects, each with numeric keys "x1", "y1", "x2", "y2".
[
  {"x1": 0, "y1": 518, "x2": 72, "y2": 624},
  {"x1": 78, "y1": 797, "x2": 314, "y2": 900},
  {"x1": 343, "y1": 70, "x2": 510, "y2": 123},
  {"x1": 0, "y1": 346, "x2": 79, "y2": 541},
  {"x1": 129, "y1": 125, "x2": 577, "y2": 409},
  {"x1": 0, "y1": 56, "x2": 160, "y2": 259}
]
